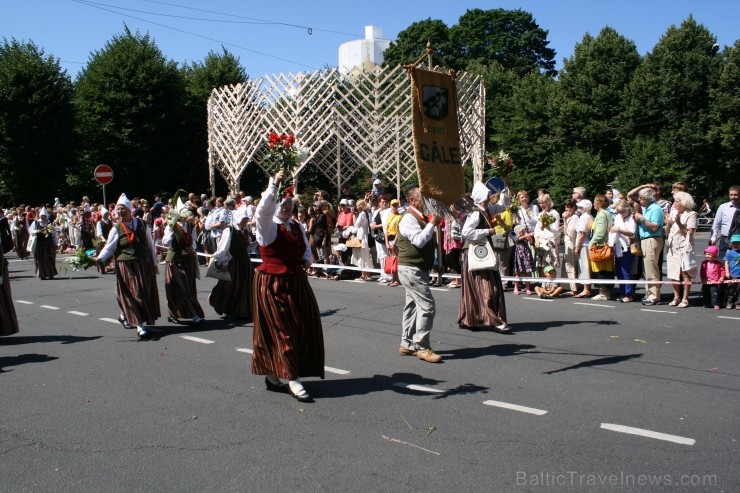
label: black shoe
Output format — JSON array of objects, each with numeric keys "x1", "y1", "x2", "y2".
[
  {"x1": 288, "y1": 386, "x2": 314, "y2": 403},
  {"x1": 214, "y1": 308, "x2": 223, "y2": 316},
  {"x1": 118, "y1": 315, "x2": 133, "y2": 330},
  {"x1": 493, "y1": 324, "x2": 511, "y2": 334},
  {"x1": 137, "y1": 330, "x2": 154, "y2": 340},
  {"x1": 264, "y1": 377, "x2": 289, "y2": 394},
  {"x1": 167, "y1": 316, "x2": 179, "y2": 324}
]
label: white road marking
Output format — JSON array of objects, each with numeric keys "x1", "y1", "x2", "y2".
[
  {"x1": 180, "y1": 335, "x2": 214, "y2": 344},
  {"x1": 16, "y1": 300, "x2": 33, "y2": 304},
  {"x1": 394, "y1": 382, "x2": 445, "y2": 393},
  {"x1": 573, "y1": 302, "x2": 613, "y2": 308},
  {"x1": 718, "y1": 315, "x2": 740, "y2": 321},
  {"x1": 40, "y1": 305, "x2": 60, "y2": 310},
  {"x1": 482, "y1": 399, "x2": 548, "y2": 415},
  {"x1": 522, "y1": 297, "x2": 553, "y2": 302},
  {"x1": 100, "y1": 317, "x2": 120, "y2": 324},
  {"x1": 325, "y1": 366, "x2": 351, "y2": 375},
  {"x1": 640, "y1": 309, "x2": 676, "y2": 314},
  {"x1": 600, "y1": 423, "x2": 695, "y2": 445},
  {"x1": 430, "y1": 287, "x2": 448, "y2": 292},
  {"x1": 67, "y1": 311, "x2": 89, "y2": 316},
  {"x1": 236, "y1": 347, "x2": 253, "y2": 354}
]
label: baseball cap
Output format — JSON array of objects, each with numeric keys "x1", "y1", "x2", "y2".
[
  {"x1": 373, "y1": 179, "x2": 381, "y2": 185},
  {"x1": 339, "y1": 199, "x2": 348, "y2": 205},
  {"x1": 543, "y1": 265, "x2": 555, "y2": 273},
  {"x1": 576, "y1": 199, "x2": 592, "y2": 210},
  {"x1": 390, "y1": 199, "x2": 400, "y2": 206},
  {"x1": 731, "y1": 234, "x2": 740, "y2": 243}
]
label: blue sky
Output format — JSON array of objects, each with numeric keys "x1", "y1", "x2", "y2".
[{"x1": 1, "y1": 0, "x2": 737, "y2": 79}]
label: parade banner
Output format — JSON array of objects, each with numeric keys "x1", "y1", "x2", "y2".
[{"x1": 409, "y1": 67, "x2": 465, "y2": 207}]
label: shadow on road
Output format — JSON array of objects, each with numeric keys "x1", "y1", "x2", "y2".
[
  {"x1": 309, "y1": 372, "x2": 489, "y2": 400},
  {"x1": 512, "y1": 319, "x2": 620, "y2": 332},
  {"x1": 438, "y1": 343, "x2": 536, "y2": 360},
  {"x1": 543, "y1": 353, "x2": 643, "y2": 375},
  {"x1": 0, "y1": 353, "x2": 58, "y2": 373},
  {"x1": 0, "y1": 335, "x2": 102, "y2": 345}
]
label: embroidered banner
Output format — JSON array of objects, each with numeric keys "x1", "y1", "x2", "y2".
[{"x1": 409, "y1": 67, "x2": 465, "y2": 206}]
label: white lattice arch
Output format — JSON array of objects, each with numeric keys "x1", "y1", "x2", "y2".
[{"x1": 207, "y1": 65, "x2": 486, "y2": 197}]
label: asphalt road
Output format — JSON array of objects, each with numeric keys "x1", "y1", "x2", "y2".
[{"x1": 1, "y1": 253, "x2": 738, "y2": 493}]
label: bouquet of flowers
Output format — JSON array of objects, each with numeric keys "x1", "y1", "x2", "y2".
[
  {"x1": 265, "y1": 132, "x2": 307, "y2": 200},
  {"x1": 508, "y1": 195, "x2": 520, "y2": 215},
  {"x1": 36, "y1": 224, "x2": 55, "y2": 237},
  {"x1": 60, "y1": 248, "x2": 96, "y2": 274},
  {"x1": 487, "y1": 150, "x2": 514, "y2": 178},
  {"x1": 539, "y1": 211, "x2": 555, "y2": 229}
]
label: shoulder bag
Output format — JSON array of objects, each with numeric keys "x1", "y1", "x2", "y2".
[
  {"x1": 467, "y1": 239, "x2": 498, "y2": 271},
  {"x1": 205, "y1": 257, "x2": 231, "y2": 281}
]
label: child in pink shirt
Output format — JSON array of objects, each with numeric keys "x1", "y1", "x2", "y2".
[{"x1": 700, "y1": 245, "x2": 724, "y2": 309}]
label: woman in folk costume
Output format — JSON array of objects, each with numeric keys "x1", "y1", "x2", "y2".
[
  {"x1": 163, "y1": 198, "x2": 205, "y2": 325},
  {"x1": 97, "y1": 193, "x2": 161, "y2": 340},
  {"x1": 457, "y1": 181, "x2": 512, "y2": 333},
  {"x1": 95, "y1": 208, "x2": 114, "y2": 274},
  {"x1": 208, "y1": 206, "x2": 254, "y2": 320},
  {"x1": 29, "y1": 207, "x2": 58, "y2": 280},
  {"x1": 12, "y1": 207, "x2": 30, "y2": 259},
  {"x1": 252, "y1": 170, "x2": 324, "y2": 403},
  {"x1": 0, "y1": 230, "x2": 20, "y2": 337}
]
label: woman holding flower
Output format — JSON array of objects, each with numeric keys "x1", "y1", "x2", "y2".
[
  {"x1": 251, "y1": 169, "x2": 324, "y2": 403},
  {"x1": 29, "y1": 207, "x2": 58, "y2": 280},
  {"x1": 163, "y1": 199, "x2": 205, "y2": 325},
  {"x1": 534, "y1": 194, "x2": 560, "y2": 274}
]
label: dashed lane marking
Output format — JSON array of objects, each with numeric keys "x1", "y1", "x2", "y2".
[
  {"x1": 236, "y1": 347, "x2": 253, "y2": 354},
  {"x1": 430, "y1": 287, "x2": 448, "y2": 292},
  {"x1": 600, "y1": 423, "x2": 695, "y2": 446},
  {"x1": 482, "y1": 399, "x2": 548, "y2": 415},
  {"x1": 40, "y1": 305, "x2": 60, "y2": 310},
  {"x1": 324, "y1": 366, "x2": 351, "y2": 375},
  {"x1": 68, "y1": 311, "x2": 89, "y2": 316},
  {"x1": 640, "y1": 309, "x2": 676, "y2": 314},
  {"x1": 573, "y1": 302, "x2": 613, "y2": 308},
  {"x1": 100, "y1": 318, "x2": 120, "y2": 324},
  {"x1": 394, "y1": 382, "x2": 445, "y2": 393},
  {"x1": 718, "y1": 315, "x2": 740, "y2": 321},
  {"x1": 180, "y1": 335, "x2": 215, "y2": 344},
  {"x1": 16, "y1": 300, "x2": 33, "y2": 304}
]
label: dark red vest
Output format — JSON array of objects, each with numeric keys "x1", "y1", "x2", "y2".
[{"x1": 257, "y1": 221, "x2": 305, "y2": 275}]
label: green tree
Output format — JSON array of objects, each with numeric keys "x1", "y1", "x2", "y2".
[
  {"x1": 74, "y1": 26, "x2": 187, "y2": 200},
  {"x1": 381, "y1": 19, "x2": 451, "y2": 68},
  {"x1": 0, "y1": 39, "x2": 75, "y2": 204},
  {"x1": 548, "y1": 148, "x2": 607, "y2": 204},
  {"x1": 708, "y1": 40, "x2": 740, "y2": 197},
  {"x1": 181, "y1": 47, "x2": 249, "y2": 194},
  {"x1": 552, "y1": 28, "x2": 641, "y2": 166},
  {"x1": 449, "y1": 8, "x2": 557, "y2": 76},
  {"x1": 624, "y1": 16, "x2": 721, "y2": 198}
]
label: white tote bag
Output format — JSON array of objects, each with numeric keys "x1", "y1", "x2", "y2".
[
  {"x1": 205, "y1": 258, "x2": 231, "y2": 281},
  {"x1": 467, "y1": 240, "x2": 498, "y2": 271}
]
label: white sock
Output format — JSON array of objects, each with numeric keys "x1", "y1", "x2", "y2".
[
  {"x1": 137, "y1": 325, "x2": 147, "y2": 335},
  {"x1": 288, "y1": 379, "x2": 308, "y2": 396}
]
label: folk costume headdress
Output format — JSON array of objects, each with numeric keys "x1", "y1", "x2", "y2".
[
  {"x1": 116, "y1": 193, "x2": 133, "y2": 211},
  {"x1": 471, "y1": 182, "x2": 490, "y2": 205}
]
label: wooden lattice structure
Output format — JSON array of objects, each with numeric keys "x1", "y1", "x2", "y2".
[{"x1": 207, "y1": 65, "x2": 486, "y2": 196}]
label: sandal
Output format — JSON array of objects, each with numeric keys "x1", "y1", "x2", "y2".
[
  {"x1": 668, "y1": 298, "x2": 680, "y2": 306},
  {"x1": 573, "y1": 292, "x2": 591, "y2": 298},
  {"x1": 677, "y1": 300, "x2": 689, "y2": 308}
]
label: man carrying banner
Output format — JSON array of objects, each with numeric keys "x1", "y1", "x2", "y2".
[{"x1": 397, "y1": 186, "x2": 443, "y2": 363}]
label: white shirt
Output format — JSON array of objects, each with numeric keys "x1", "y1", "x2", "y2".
[
  {"x1": 254, "y1": 179, "x2": 312, "y2": 264},
  {"x1": 97, "y1": 219, "x2": 157, "y2": 263},
  {"x1": 398, "y1": 207, "x2": 435, "y2": 248}
]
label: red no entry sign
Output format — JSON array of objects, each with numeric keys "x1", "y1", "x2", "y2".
[{"x1": 94, "y1": 164, "x2": 113, "y2": 185}]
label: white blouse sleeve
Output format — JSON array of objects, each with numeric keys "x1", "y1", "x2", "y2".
[{"x1": 255, "y1": 179, "x2": 279, "y2": 247}]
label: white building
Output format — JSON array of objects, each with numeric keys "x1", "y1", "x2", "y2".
[{"x1": 338, "y1": 26, "x2": 391, "y2": 74}]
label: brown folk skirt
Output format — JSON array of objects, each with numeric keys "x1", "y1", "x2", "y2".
[
  {"x1": 0, "y1": 261, "x2": 19, "y2": 336},
  {"x1": 34, "y1": 240, "x2": 58, "y2": 279},
  {"x1": 15, "y1": 229, "x2": 29, "y2": 259},
  {"x1": 209, "y1": 255, "x2": 253, "y2": 319},
  {"x1": 457, "y1": 254, "x2": 508, "y2": 329},
  {"x1": 251, "y1": 270, "x2": 325, "y2": 381},
  {"x1": 165, "y1": 254, "x2": 204, "y2": 320},
  {"x1": 115, "y1": 257, "x2": 161, "y2": 326}
]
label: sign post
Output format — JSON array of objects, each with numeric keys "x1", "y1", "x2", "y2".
[{"x1": 94, "y1": 164, "x2": 114, "y2": 206}]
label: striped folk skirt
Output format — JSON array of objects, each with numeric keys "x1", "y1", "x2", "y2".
[
  {"x1": 0, "y1": 261, "x2": 19, "y2": 336},
  {"x1": 34, "y1": 239, "x2": 58, "y2": 279},
  {"x1": 209, "y1": 255, "x2": 253, "y2": 319},
  {"x1": 165, "y1": 254, "x2": 204, "y2": 320},
  {"x1": 251, "y1": 270, "x2": 325, "y2": 381},
  {"x1": 457, "y1": 254, "x2": 508, "y2": 329},
  {"x1": 115, "y1": 256, "x2": 161, "y2": 326},
  {"x1": 14, "y1": 229, "x2": 29, "y2": 259}
]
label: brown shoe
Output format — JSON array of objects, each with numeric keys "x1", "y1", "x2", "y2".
[
  {"x1": 399, "y1": 346, "x2": 416, "y2": 356},
  {"x1": 416, "y1": 348, "x2": 442, "y2": 363}
]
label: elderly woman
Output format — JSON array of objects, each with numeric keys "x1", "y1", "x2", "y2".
[
  {"x1": 665, "y1": 191, "x2": 697, "y2": 307},
  {"x1": 573, "y1": 199, "x2": 594, "y2": 298},
  {"x1": 534, "y1": 193, "x2": 560, "y2": 274},
  {"x1": 610, "y1": 200, "x2": 637, "y2": 303},
  {"x1": 588, "y1": 195, "x2": 614, "y2": 301},
  {"x1": 350, "y1": 199, "x2": 373, "y2": 281},
  {"x1": 561, "y1": 199, "x2": 579, "y2": 295},
  {"x1": 251, "y1": 170, "x2": 324, "y2": 403},
  {"x1": 458, "y1": 181, "x2": 511, "y2": 333}
]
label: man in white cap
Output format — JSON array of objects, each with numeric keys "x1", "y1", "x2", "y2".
[
  {"x1": 163, "y1": 198, "x2": 204, "y2": 325},
  {"x1": 29, "y1": 207, "x2": 58, "y2": 279},
  {"x1": 371, "y1": 178, "x2": 384, "y2": 197},
  {"x1": 97, "y1": 193, "x2": 161, "y2": 339}
]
